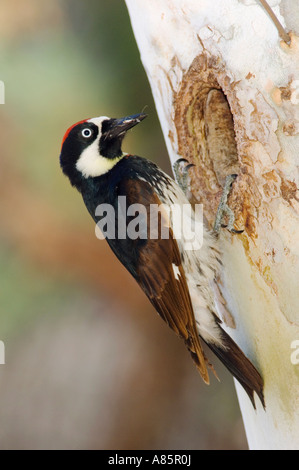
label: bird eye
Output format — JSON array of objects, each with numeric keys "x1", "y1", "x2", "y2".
[{"x1": 81, "y1": 128, "x2": 93, "y2": 138}]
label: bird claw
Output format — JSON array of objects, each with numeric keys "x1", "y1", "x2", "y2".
[
  {"x1": 214, "y1": 174, "x2": 243, "y2": 234},
  {"x1": 222, "y1": 226, "x2": 244, "y2": 234},
  {"x1": 173, "y1": 158, "x2": 195, "y2": 193}
]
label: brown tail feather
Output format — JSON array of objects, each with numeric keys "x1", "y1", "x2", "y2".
[{"x1": 205, "y1": 328, "x2": 265, "y2": 409}]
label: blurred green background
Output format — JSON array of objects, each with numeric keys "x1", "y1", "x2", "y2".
[{"x1": 0, "y1": 0, "x2": 246, "y2": 449}]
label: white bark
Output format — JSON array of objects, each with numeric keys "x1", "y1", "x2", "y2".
[{"x1": 125, "y1": 0, "x2": 299, "y2": 450}]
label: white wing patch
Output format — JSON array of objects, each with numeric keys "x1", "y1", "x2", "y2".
[{"x1": 172, "y1": 263, "x2": 180, "y2": 281}]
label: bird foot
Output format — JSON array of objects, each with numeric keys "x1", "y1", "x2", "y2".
[
  {"x1": 173, "y1": 158, "x2": 195, "y2": 193},
  {"x1": 214, "y1": 174, "x2": 243, "y2": 234}
]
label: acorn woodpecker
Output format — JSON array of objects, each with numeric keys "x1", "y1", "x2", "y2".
[{"x1": 60, "y1": 113, "x2": 265, "y2": 408}]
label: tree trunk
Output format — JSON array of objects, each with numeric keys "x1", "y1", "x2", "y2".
[{"x1": 125, "y1": 0, "x2": 299, "y2": 450}]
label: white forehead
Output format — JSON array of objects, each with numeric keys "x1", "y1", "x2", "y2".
[{"x1": 87, "y1": 116, "x2": 110, "y2": 128}]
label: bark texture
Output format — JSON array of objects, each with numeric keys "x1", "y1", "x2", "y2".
[{"x1": 125, "y1": 0, "x2": 299, "y2": 449}]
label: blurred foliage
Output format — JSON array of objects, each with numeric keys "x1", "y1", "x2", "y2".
[
  {"x1": 1, "y1": 0, "x2": 169, "y2": 220},
  {"x1": 0, "y1": 0, "x2": 246, "y2": 450}
]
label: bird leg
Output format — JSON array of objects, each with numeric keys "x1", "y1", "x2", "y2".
[
  {"x1": 214, "y1": 174, "x2": 243, "y2": 234},
  {"x1": 173, "y1": 161, "x2": 242, "y2": 234},
  {"x1": 173, "y1": 158, "x2": 195, "y2": 194}
]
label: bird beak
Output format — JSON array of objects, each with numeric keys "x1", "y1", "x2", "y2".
[{"x1": 105, "y1": 113, "x2": 147, "y2": 139}]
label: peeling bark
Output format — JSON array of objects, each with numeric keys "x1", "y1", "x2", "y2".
[{"x1": 125, "y1": 0, "x2": 299, "y2": 449}]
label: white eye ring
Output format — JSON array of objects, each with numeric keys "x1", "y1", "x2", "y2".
[{"x1": 82, "y1": 128, "x2": 92, "y2": 138}]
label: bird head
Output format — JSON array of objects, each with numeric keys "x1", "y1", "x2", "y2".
[{"x1": 60, "y1": 113, "x2": 147, "y2": 188}]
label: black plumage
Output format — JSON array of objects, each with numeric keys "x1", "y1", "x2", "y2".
[{"x1": 60, "y1": 114, "x2": 265, "y2": 409}]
